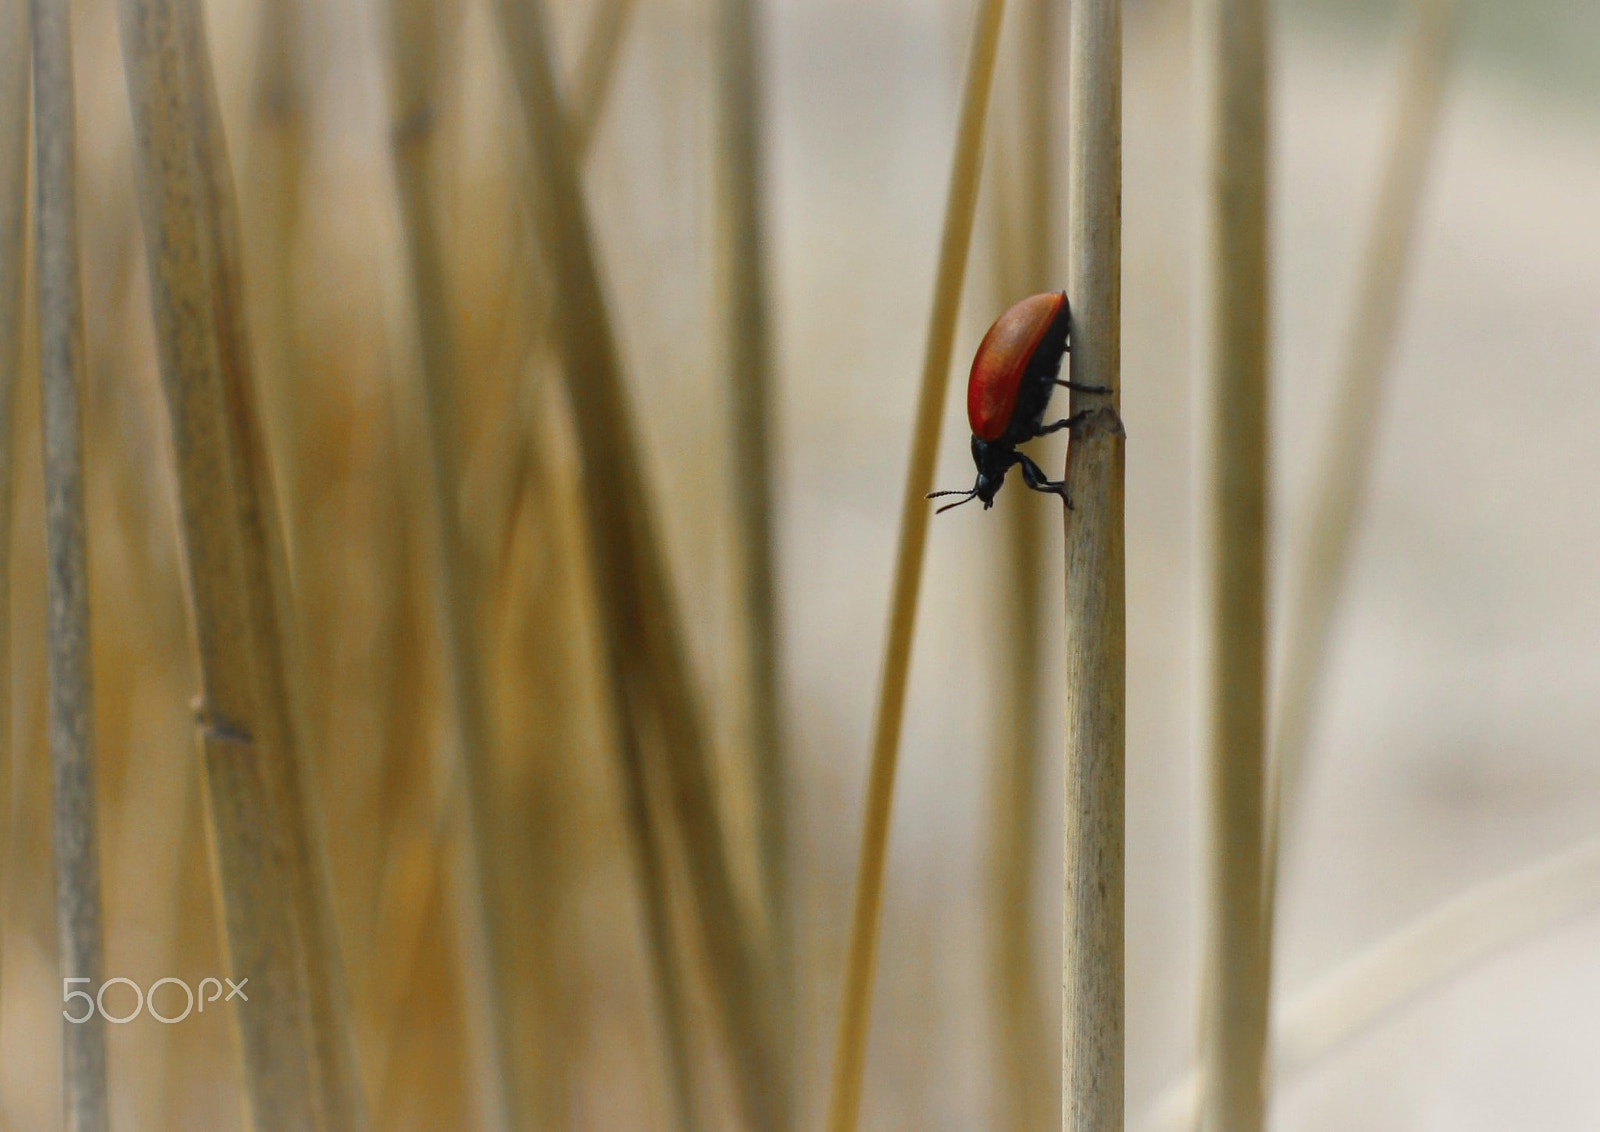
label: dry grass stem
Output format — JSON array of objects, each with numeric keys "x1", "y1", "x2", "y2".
[
  {"x1": 824, "y1": 2, "x2": 1006, "y2": 1128},
  {"x1": 567, "y1": 0, "x2": 637, "y2": 154},
  {"x1": 987, "y1": 2, "x2": 1056, "y2": 1126},
  {"x1": 179, "y1": 7, "x2": 366, "y2": 1124},
  {"x1": 31, "y1": 2, "x2": 110, "y2": 1125},
  {"x1": 0, "y1": 0, "x2": 26, "y2": 1051},
  {"x1": 493, "y1": 0, "x2": 784, "y2": 1126},
  {"x1": 238, "y1": 0, "x2": 308, "y2": 547},
  {"x1": 385, "y1": 0, "x2": 523, "y2": 1125},
  {"x1": 116, "y1": 0, "x2": 360, "y2": 1124},
  {"x1": 715, "y1": 0, "x2": 790, "y2": 1078},
  {"x1": 1144, "y1": 833, "x2": 1600, "y2": 1131},
  {"x1": 1060, "y1": 1, "x2": 1125, "y2": 1128},
  {"x1": 1196, "y1": 0, "x2": 1271, "y2": 1125},
  {"x1": 1263, "y1": 0, "x2": 1462, "y2": 937}
]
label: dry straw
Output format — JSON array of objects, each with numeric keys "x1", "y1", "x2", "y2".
[
  {"x1": 492, "y1": 0, "x2": 784, "y2": 1126},
  {"x1": 1195, "y1": 0, "x2": 1272, "y2": 1125},
  {"x1": 0, "y1": 0, "x2": 25, "y2": 1057},
  {"x1": 714, "y1": 0, "x2": 790, "y2": 1073},
  {"x1": 1147, "y1": 3, "x2": 1463, "y2": 1125},
  {"x1": 824, "y1": 1, "x2": 1006, "y2": 1129},
  {"x1": 1144, "y1": 832, "x2": 1600, "y2": 1131},
  {"x1": 383, "y1": 0, "x2": 523, "y2": 1126},
  {"x1": 183, "y1": 8, "x2": 365, "y2": 1123},
  {"x1": 1060, "y1": 0, "x2": 1125, "y2": 1128},
  {"x1": 31, "y1": 1, "x2": 111, "y2": 1125},
  {"x1": 116, "y1": 0, "x2": 361, "y2": 1124},
  {"x1": 567, "y1": 0, "x2": 637, "y2": 155},
  {"x1": 1263, "y1": 0, "x2": 1461, "y2": 942},
  {"x1": 986, "y1": 0, "x2": 1057, "y2": 1126}
]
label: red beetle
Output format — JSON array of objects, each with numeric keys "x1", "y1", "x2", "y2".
[{"x1": 927, "y1": 291, "x2": 1108, "y2": 513}]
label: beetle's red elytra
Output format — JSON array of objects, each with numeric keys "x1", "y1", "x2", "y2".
[
  {"x1": 927, "y1": 292, "x2": 1110, "y2": 513},
  {"x1": 968, "y1": 291, "x2": 1067, "y2": 442}
]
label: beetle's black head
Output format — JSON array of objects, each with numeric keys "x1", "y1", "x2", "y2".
[
  {"x1": 969, "y1": 437, "x2": 1012, "y2": 508},
  {"x1": 927, "y1": 437, "x2": 1015, "y2": 513}
]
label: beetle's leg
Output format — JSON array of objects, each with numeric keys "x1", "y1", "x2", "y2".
[
  {"x1": 1033, "y1": 410, "x2": 1095, "y2": 438},
  {"x1": 1017, "y1": 452, "x2": 1073, "y2": 510},
  {"x1": 1053, "y1": 379, "x2": 1111, "y2": 394}
]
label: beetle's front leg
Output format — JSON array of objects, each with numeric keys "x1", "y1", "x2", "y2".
[{"x1": 1017, "y1": 452, "x2": 1072, "y2": 510}]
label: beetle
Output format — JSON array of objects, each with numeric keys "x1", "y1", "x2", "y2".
[{"x1": 926, "y1": 291, "x2": 1109, "y2": 513}]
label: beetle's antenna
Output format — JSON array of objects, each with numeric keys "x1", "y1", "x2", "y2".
[{"x1": 926, "y1": 488, "x2": 979, "y2": 514}]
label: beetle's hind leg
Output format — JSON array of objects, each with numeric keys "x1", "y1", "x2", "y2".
[
  {"x1": 1017, "y1": 452, "x2": 1073, "y2": 510},
  {"x1": 1032, "y1": 410, "x2": 1095, "y2": 438},
  {"x1": 1053, "y1": 379, "x2": 1112, "y2": 394}
]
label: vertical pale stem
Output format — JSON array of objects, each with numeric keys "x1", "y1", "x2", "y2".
[
  {"x1": 385, "y1": 1, "x2": 520, "y2": 1126},
  {"x1": 31, "y1": 2, "x2": 110, "y2": 1126},
  {"x1": 1263, "y1": 0, "x2": 1461, "y2": 936},
  {"x1": 824, "y1": 2, "x2": 1006, "y2": 1129},
  {"x1": 1061, "y1": 0, "x2": 1124, "y2": 1128},
  {"x1": 991, "y1": 1, "x2": 1056, "y2": 1127},
  {"x1": 0, "y1": 0, "x2": 26, "y2": 1054},
  {"x1": 1197, "y1": 0, "x2": 1271, "y2": 1126},
  {"x1": 714, "y1": 0, "x2": 789, "y2": 1083},
  {"x1": 492, "y1": 1, "x2": 783, "y2": 1126}
]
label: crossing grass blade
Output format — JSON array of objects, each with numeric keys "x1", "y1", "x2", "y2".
[
  {"x1": 492, "y1": 0, "x2": 786, "y2": 1126},
  {"x1": 825, "y1": 2, "x2": 1007, "y2": 1128},
  {"x1": 115, "y1": 0, "x2": 362, "y2": 1123}
]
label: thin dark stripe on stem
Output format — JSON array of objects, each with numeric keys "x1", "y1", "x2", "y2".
[{"x1": 32, "y1": 2, "x2": 110, "y2": 1125}]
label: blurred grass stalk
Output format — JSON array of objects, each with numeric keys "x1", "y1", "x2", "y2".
[
  {"x1": 32, "y1": 0, "x2": 111, "y2": 1126},
  {"x1": 0, "y1": 0, "x2": 25, "y2": 1062},
  {"x1": 374, "y1": 0, "x2": 700, "y2": 1123},
  {"x1": 237, "y1": 0, "x2": 309, "y2": 590},
  {"x1": 985, "y1": 0, "x2": 1056, "y2": 1127},
  {"x1": 184, "y1": 4, "x2": 365, "y2": 1122},
  {"x1": 1060, "y1": 0, "x2": 1125, "y2": 1128},
  {"x1": 568, "y1": 0, "x2": 636, "y2": 154},
  {"x1": 1144, "y1": 831, "x2": 1600, "y2": 1131},
  {"x1": 116, "y1": 0, "x2": 362, "y2": 1125},
  {"x1": 1262, "y1": 0, "x2": 1461, "y2": 938},
  {"x1": 714, "y1": 0, "x2": 790, "y2": 1073},
  {"x1": 492, "y1": 1, "x2": 787, "y2": 1127},
  {"x1": 384, "y1": 0, "x2": 524, "y2": 1127},
  {"x1": 1196, "y1": 0, "x2": 1272, "y2": 1125},
  {"x1": 824, "y1": 2, "x2": 1006, "y2": 1129}
]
